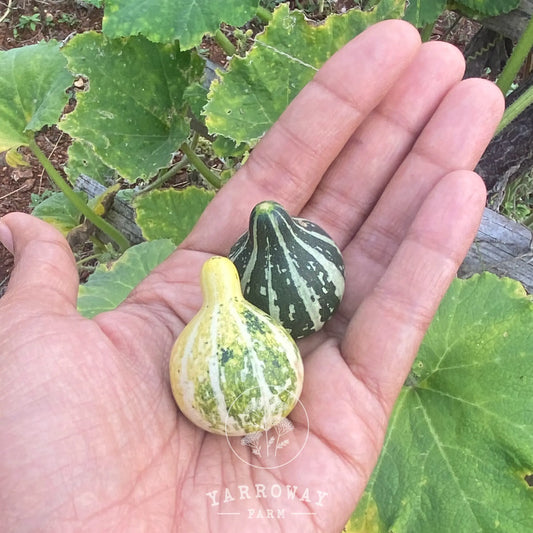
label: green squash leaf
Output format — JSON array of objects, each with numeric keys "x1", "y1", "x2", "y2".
[
  {"x1": 134, "y1": 186, "x2": 214, "y2": 245},
  {"x1": 212, "y1": 135, "x2": 249, "y2": 159},
  {"x1": 59, "y1": 32, "x2": 204, "y2": 182},
  {"x1": 65, "y1": 139, "x2": 116, "y2": 185},
  {"x1": 0, "y1": 40, "x2": 73, "y2": 152},
  {"x1": 347, "y1": 273, "x2": 533, "y2": 532},
  {"x1": 31, "y1": 191, "x2": 86, "y2": 235},
  {"x1": 205, "y1": 0, "x2": 405, "y2": 144},
  {"x1": 404, "y1": 0, "x2": 520, "y2": 26},
  {"x1": 452, "y1": 0, "x2": 520, "y2": 17},
  {"x1": 102, "y1": 0, "x2": 259, "y2": 49},
  {"x1": 184, "y1": 81, "x2": 210, "y2": 132},
  {"x1": 77, "y1": 239, "x2": 176, "y2": 318},
  {"x1": 403, "y1": 0, "x2": 446, "y2": 27}
]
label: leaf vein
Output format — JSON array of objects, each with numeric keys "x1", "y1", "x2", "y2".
[{"x1": 416, "y1": 390, "x2": 481, "y2": 526}]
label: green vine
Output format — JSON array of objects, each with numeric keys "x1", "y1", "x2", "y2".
[
  {"x1": 28, "y1": 137, "x2": 130, "y2": 252},
  {"x1": 180, "y1": 142, "x2": 222, "y2": 189},
  {"x1": 256, "y1": 6, "x2": 273, "y2": 23},
  {"x1": 136, "y1": 158, "x2": 189, "y2": 196},
  {"x1": 496, "y1": 15, "x2": 533, "y2": 95},
  {"x1": 496, "y1": 85, "x2": 533, "y2": 135},
  {"x1": 214, "y1": 29, "x2": 237, "y2": 56},
  {"x1": 135, "y1": 133, "x2": 201, "y2": 196}
]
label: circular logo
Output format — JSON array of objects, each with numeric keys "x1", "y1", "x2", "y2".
[{"x1": 225, "y1": 387, "x2": 309, "y2": 470}]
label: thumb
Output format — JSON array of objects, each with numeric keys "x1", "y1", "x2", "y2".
[{"x1": 0, "y1": 212, "x2": 79, "y2": 314}]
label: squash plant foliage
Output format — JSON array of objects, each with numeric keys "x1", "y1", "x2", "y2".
[
  {"x1": 346, "y1": 273, "x2": 533, "y2": 532},
  {"x1": 403, "y1": 0, "x2": 520, "y2": 28},
  {"x1": 1, "y1": 0, "x2": 532, "y2": 530}
]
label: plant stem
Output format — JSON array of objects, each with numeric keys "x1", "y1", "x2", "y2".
[
  {"x1": 135, "y1": 133, "x2": 201, "y2": 196},
  {"x1": 136, "y1": 158, "x2": 190, "y2": 196},
  {"x1": 255, "y1": 6, "x2": 273, "y2": 23},
  {"x1": 420, "y1": 22, "x2": 434, "y2": 42},
  {"x1": 0, "y1": 0, "x2": 13, "y2": 24},
  {"x1": 28, "y1": 137, "x2": 130, "y2": 252},
  {"x1": 214, "y1": 28, "x2": 237, "y2": 57},
  {"x1": 496, "y1": 15, "x2": 533, "y2": 95},
  {"x1": 495, "y1": 84, "x2": 533, "y2": 135},
  {"x1": 76, "y1": 253, "x2": 101, "y2": 266},
  {"x1": 180, "y1": 142, "x2": 222, "y2": 189},
  {"x1": 523, "y1": 211, "x2": 533, "y2": 228}
]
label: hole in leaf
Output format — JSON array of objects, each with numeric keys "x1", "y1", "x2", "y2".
[{"x1": 525, "y1": 474, "x2": 533, "y2": 487}]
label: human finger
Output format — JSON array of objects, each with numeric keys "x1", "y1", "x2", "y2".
[
  {"x1": 299, "y1": 40, "x2": 466, "y2": 246},
  {"x1": 0, "y1": 212, "x2": 79, "y2": 314},
  {"x1": 341, "y1": 78, "x2": 503, "y2": 312},
  {"x1": 342, "y1": 170, "x2": 486, "y2": 411}
]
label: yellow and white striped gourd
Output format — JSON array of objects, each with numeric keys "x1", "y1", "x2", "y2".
[{"x1": 169, "y1": 256, "x2": 304, "y2": 436}]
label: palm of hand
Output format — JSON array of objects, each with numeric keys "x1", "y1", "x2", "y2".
[{"x1": 0, "y1": 21, "x2": 502, "y2": 532}]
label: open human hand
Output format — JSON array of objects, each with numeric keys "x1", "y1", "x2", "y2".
[{"x1": 0, "y1": 20, "x2": 503, "y2": 532}]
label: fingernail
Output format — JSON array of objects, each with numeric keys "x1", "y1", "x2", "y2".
[{"x1": 0, "y1": 218, "x2": 14, "y2": 254}]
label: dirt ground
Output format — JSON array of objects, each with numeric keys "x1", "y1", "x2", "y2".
[{"x1": 0, "y1": 1, "x2": 480, "y2": 294}]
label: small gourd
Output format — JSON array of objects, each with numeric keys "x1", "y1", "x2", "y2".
[
  {"x1": 229, "y1": 201, "x2": 345, "y2": 339},
  {"x1": 169, "y1": 256, "x2": 304, "y2": 436}
]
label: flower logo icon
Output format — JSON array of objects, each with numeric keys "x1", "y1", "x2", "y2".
[{"x1": 225, "y1": 387, "x2": 309, "y2": 469}]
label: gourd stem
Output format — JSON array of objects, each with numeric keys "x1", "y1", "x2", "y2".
[
  {"x1": 28, "y1": 137, "x2": 130, "y2": 252},
  {"x1": 180, "y1": 142, "x2": 222, "y2": 190},
  {"x1": 214, "y1": 28, "x2": 237, "y2": 57},
  {"x1": 496, "y1": 15, "x2": 533, "y2": 96}
]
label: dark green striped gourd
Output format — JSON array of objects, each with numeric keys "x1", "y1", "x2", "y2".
[
  {"x1": 229, "y1": 201, "x2": 345, "y2": 339},
  {"x1": 169, "y1": 256, "x2": 304, "y2": 436}
]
